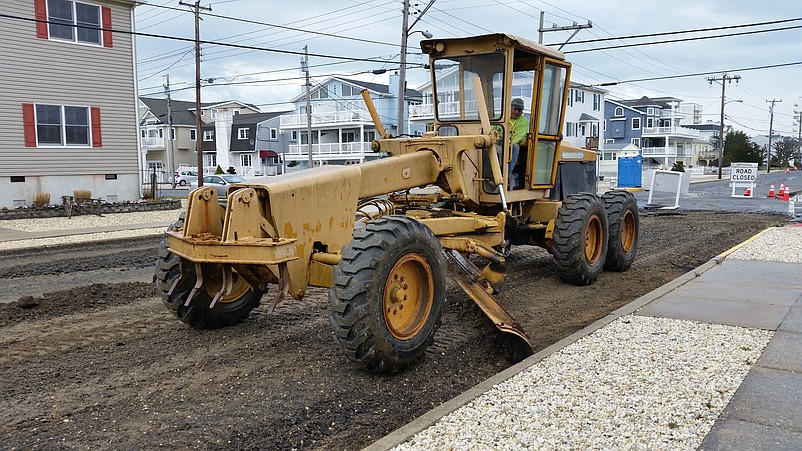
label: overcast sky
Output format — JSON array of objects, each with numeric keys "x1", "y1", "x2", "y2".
[{"x1": 134, "y1": 0, "x2": 802, "y2": 137}]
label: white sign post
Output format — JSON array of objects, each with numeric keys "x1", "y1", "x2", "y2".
[{"x1": 730, "y1": 162, "x2": 758, "y2": 198}]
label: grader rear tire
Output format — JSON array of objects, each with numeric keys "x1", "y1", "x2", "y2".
[
  {"x1": 602, "y1": 191, "x2": 639, "y2": 271},
  {"x1": 552, "y1": 193, "x2": 608, "y2": 285},
  {"x1": 154, "y1": 215, "x2": 262, "y2": 329},
  {"x1": 328, "y1": 216, "x2": 446, "y2": 373}
]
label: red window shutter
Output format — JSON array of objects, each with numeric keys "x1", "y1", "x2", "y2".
[
  {"x1": 102, "y1": 7, "x2": 113, "y2": 48},
  {"x1": 91, "y1": 107, "x2": 103, "y2": 147},
  {"x1": 23, "y1": 103, "x2": 37, "y2": 147},
  {"x1": 34, "y1": 0, "x2": 48, "y2": 39}
]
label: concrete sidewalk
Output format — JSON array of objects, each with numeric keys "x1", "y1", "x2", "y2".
[{"x1": 368, "y1": 225, "x2": 802, "y2": 450}]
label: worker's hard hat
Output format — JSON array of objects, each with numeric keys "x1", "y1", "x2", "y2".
[{"x1": 511, "y1": 98, "x2": 525, "y2": 110}]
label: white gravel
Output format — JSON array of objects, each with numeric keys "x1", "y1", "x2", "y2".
[
  {"x1": 0, "y1": 209, "x2": 182, "y2": 250},
  {"x1": 395, "y1": 316, "x2": 772, "y2": 451},
  {"x1": 393, "y1": 225, "x2": 802, "y2": 451},
  {"x1": 726, "y1": 225, "x2": 802, "y2": 263}
]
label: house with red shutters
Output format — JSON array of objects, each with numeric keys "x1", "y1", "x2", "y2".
[{"x1": 0, "y1": 0, "x2": 140, "y2": 207}]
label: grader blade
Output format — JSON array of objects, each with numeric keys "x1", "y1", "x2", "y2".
[{"x1": 443, "y1": 250, "x2": 534, "y2": 354}]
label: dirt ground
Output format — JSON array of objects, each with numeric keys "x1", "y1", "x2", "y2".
[{"x1": 0, "y1": 211, "x2": 790, "y2": 450}]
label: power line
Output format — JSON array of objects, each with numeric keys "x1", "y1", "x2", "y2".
[
  {"x1": 552, "y1": 17, "x2": 802, "y2": 46},
  {"x1": 0, "y1": 13, "x2": 406, "y2": 65},
  {"x1": 565, "y1": 24, "x2": 802, "y2": 54},
  {"x1": 594, "y1": 61, "x2": 802, "y2": 86}
]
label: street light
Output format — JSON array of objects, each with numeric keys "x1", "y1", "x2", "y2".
[
  {"x1": 718, "y1": 98, "x2": 742, "y2": 179},
  {"x1": 396, "y1": 0, "x2": 433, "y2": 137}
]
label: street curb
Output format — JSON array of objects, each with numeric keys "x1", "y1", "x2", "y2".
[{"x1": 363, "y1": 258, "x2": 720, "y2": 451}]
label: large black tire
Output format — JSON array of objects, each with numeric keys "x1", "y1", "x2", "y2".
[
  {"x1": 552, "y1": 193, "x2": 608, "y2": 285},
  {"x1": 602, "y1": 190, "x2": 639, "y2": 271},
  {"x1": 328, "y1": 216, "x2": 446, "y2": 373},
  {"x1": 154, "y1": 214, "x2": 262, "y2": 329}
]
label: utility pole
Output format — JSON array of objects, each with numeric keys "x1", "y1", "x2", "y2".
[
  {"x1": 539, "y1": 17, "x2": 592, "y2": 50},
  {"x1": 707, "y1": 73, "x2": 740, "y2": 179},
  {"x1": 396, "y1": 0, "x2": 434, "y2": 137},
  {"x1": 301, "y1": 46, "x2": 313, "y2": 169},
  {"x1": 396, "y1": 0, "x2": 410, "y2": 137},
  {"x1": 766, "y1": 99, "x2": 781, "y2": 173},
  {"x1": 180, "y1": 0, "x2": 211, "y2": 185},
  {"x1": 164, "y1": 74, "x2": 175, "y2": 188}
]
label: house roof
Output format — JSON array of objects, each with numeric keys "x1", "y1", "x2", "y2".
[
  {"x1": 288, "y1": 76, "x2": 422, "y2": 103},
  {"x1": 605, "y1": 99, "x2": 643, "y2": 115},
  {"x1": 199, "y1": 100, "x2": 261, "y2": 112},
  {"x1": 578, "y1": 113, "x2": 600, "y2": 122},
  {"x1": 232, "y1": 111, "x2": 289, "y2": 125},
  {"x1": 139, "y1": 97, "x2": 211, "y2": 126}
]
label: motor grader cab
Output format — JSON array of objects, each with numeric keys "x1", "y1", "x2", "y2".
[{"x1": 155, "y1": 34, "x2": 639, "y2": 373}]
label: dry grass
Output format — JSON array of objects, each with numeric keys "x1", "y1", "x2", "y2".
[
  {"x1": 73, "y1": 190, "x2": 92, "y2": 199},
  {"x1": 32, "y1": 192, "x2": 51, "y2": 208}
]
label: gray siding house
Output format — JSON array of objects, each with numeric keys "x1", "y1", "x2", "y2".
[{"x1": 0, "y1": 0, "x2": 140, "y2": 207}]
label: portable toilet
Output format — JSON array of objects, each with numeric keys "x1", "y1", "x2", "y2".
[{"x1": 617, "y1": 155, "x2": 643, "y2": 188}]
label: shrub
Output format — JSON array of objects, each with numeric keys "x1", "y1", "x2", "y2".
[
  {"x1": 74, "y1": 189, "x2": 92, "y2": 199},
  {"x1": 33, "y1": 192, "x2": 50, "y2": 208},
  {"x1": 671, "y1": 161, "x2": 685, "y2": 172},
  {"x1": 214, "y1": 165, "x2": 224, "y2": 174}
]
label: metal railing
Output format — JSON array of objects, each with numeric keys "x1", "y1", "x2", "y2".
[
  {"x1": 641, "y1": 126, "x2": 700, "y2": 138},
  {"x1": 280, "y1": 110, "x2": 374, "y2": 127},
  {"x1": 287, "y1": 142, "x2": 372, "y2": 156}
]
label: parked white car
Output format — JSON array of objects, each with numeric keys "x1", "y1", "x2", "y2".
[
  {"x1": 172, "y1": 170, "x2": 198, "y2": 186},
  {"x1": 189, "y1": 174, "x2": 247, "y2": 198}
]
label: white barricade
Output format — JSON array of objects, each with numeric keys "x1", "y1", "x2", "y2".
[
  {"x1": 730, "y1": 162, "x2": 758, "y2": 198},
  {"x1": 646, "y1": 170, "x2": 683, "y2": 210}
]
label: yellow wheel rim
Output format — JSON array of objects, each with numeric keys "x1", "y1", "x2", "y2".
[
  {"x1": 202, "y1": 264, "x2": 251, "y2": 304},
  {"x1": 383, "y1": 254, "x2": 434, "y2": 340},
  {"x1": 584, "y1": 214, "x2": 604, "y2": 265},
  {"x1": 620, "y1": 209, "x2": 636, "y2": 254}
]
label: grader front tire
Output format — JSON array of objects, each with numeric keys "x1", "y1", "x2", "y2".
[
  {"x1": 154, "y1": 216, "x2": 262, "y2": 329},
  {"x1": 602, "y1": 190, "x2": 639, "y2": 271},
  {"x1": 552, "y1": 193, "x2": 608, "y2": 285},
  {"x1": 328, "y1": 216, "x2": 446, "y2": 373}
]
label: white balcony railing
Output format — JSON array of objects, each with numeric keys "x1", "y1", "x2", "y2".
[
  {"x1": 287, "y1": 142, "x2": 373, "y2": 156},
  {"x1": 641, "y1": 146, "x2": 694, "y2": 157},
  {"x1": 642, "y1": 126, "x2": 700, "y2": 138},
  {"x1": 141, "y1": 137, "x2": 164, "y2": 148},
  {"x1": 280, "y1": 110, "x2": 374, "y2": 128}
]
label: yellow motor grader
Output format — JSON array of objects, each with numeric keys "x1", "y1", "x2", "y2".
[{"x1": 155, "y1": 34, "x2": 639, "y2": 373}]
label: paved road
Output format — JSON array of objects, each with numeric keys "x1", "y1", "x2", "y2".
[{"x1": 631, "y1": 170, "x2": 801, "y2": 215}]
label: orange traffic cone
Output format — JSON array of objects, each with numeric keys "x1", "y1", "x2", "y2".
[
  {"x1": 781, "y1": 185, "x2": 791, "y2": 201},
  {"x1": 744, "y1": 187, "x2": 752, "y2": 197},
  {"x1": 778, "y1": 183, "x2": 786, "y2": 199},
  {"x1": 768, "y1": 183, "x2": 776, "y2": 198}
]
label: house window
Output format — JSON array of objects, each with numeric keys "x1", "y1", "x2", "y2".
[
  {"x1": 205, "y1": 153, "x2": 216, "y2": 168},
  {"x1": 33, "y1": 104, "x2": 91, "y2": 146},
  {"x1": 575, "y1": 90, "x2": 584, "y2": 103},
  {"x1": 203, "y1": 130, "x2": 214, "y2": 141},
  {"x1": 46, "y1": 0, "x2": 103, "y2": 45},
  {"x1": 605, "y1": 139, "x2": 615, "y2": 144},
  {"x1": 140, "y1": 129, "x2": 145, "y2": 138},
  {"x1": 614, "y1": 107, "x2": 623, "y2": 117},
  {"x1": 631, "y1": 118, "x2": 641, "y2": 130},
  {"x1": 270, "y1": 128, "x2": 277, "y2": 139},
  {"x1": 341, "y1": 131, "x2": 356, "y2": 142},
  {"x1": 363, "y1": 130, "x2": 376, "y2": 142},
  {"x1": 631, "y1": 138, "x2": 641, "y2": 147},
  {"x1": 647, "y1": 107, "x2": 655, "y2": 116},
  {"x1": 646, "y1": 118, "x2": 654, "y2": 128},
  {"x1": 238, "y1": 128, "x2": 249, "y2": 140},
  {"x1": 190, "y1": 129, "x2": 197, "y2": 141},
  {"x1": 593, "y1": 93, "x2": 601, "y2": 111},
  {"x1": 170, "y1": 128, "x2": 175, "y2": 140},
  {"x1": 342, "y1": 83, "x2": 357, "y2": 96},
  {"x1": 210, "y1": 109, "x2": 217, "y2": 120},
  {"x1": 291, "y1": 131, "x2": 298, "y2": 140},
  {"x1": 567, "y1": 89, "x2": 573, "y2": 107},
  {"x1": 241, "y1": 153, "x2": 252, "y2": 167}
]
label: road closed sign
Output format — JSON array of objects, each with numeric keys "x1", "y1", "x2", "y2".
[
  {"x1": 731, "y1": 162, "x2": 758, "y2": 182},
  {"x1": 730, "y1": 162, "x2": 758, "y2": 198}
]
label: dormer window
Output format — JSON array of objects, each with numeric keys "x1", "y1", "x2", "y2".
[{"x1": 614, "y1": 107, "x2": 623, "y2": 117}]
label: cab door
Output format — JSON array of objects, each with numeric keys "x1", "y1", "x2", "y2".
[{"x1": 529, "y1": 59, "x2": 571, "y2": 189}]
